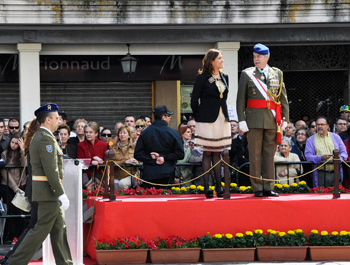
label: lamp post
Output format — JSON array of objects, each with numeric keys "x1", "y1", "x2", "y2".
[{"x1": 120, "y1": 43, "x2": 138, "y2": 78}]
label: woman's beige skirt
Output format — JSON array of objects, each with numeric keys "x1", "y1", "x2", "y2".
[{"x1": 194, "y1": 108, "x2": 231, "y2": 152}]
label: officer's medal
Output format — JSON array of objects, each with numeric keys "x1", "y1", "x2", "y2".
[{"x1": 260, "y1": 73, "x2": 265, "y2": 81}]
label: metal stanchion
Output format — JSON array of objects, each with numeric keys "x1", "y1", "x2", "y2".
[
  {"x1": 223, "y1": 150, "x2": 230, "y2": 200},
  {"x1": 333, "y1": 149, "x2": 340, "y2": 199}
]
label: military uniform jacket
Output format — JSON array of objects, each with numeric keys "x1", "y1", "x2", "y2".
[
  {"x1": 191, "y1": 72, "x2": 230, "y2": 123},
  {"x1": 29, "y1": 128, "x2": 65, "y2": 201},
  {"x1": 236, "y1": 65, "x2": 289, "y2": 129}
]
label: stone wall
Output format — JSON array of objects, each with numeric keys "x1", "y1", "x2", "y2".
[{"x1": 0, "y1": 0, "x2": 348, "y2": 24}]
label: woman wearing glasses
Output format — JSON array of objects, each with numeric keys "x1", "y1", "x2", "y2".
[
  {"x1": 135, "y1": 119, "x2": 147, "y2": 142},
  {"x1": 100, "y1": 128, "x2": 113, "y2": 144},
  {"x1": 291, "y1": 127, "x2": 313, "y2": 187},
  {"x1": 274, "y1": 137, "x2": 303, "y2": 184}
]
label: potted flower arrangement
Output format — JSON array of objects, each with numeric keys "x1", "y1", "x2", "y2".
[
  {"x1": 95, "y1": 236, "x2": 150, "y2": 264},
  {"x1": 198, "y1": 232, "x2": 256, "y2": 262},
  {"x1": 256, "y1": 229, "x2": 308, "y2": 261},
  {"x1": 274, "y1": 181, "x2": 310, "y2": 193},
  {"x1": 149, "y1": 236, "x2": 200, "y2": 263},
  {"x1": 308, "y1": 230, "x2": 350, "y2": 260}
]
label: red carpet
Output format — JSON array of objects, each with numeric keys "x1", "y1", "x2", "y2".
[{"x1": 85, "y1": 194, "x2": 350, "y2": 260}]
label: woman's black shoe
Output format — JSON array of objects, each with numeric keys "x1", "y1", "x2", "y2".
[
  {"x1": 216, "y1": 190, "x2": 224, "y2": 198},
  {"x1": 205, "y1": 190, "x2": 214, "y2": 198}
]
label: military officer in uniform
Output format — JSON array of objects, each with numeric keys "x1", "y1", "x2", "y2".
[
  {"x1": 6, "y1": 103, "x2": 72, "y2": 265},
  {"x1": 236, "y1": 43, "x2": 289, "y2": 197}
]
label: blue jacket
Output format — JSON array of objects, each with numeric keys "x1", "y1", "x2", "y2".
[{"x1": 134, "y1": 120, "x2": 184, "y2": 181}]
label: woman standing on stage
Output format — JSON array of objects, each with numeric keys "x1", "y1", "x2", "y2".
[{"x1": 191, "y1": 49, "x2": 231, "y2": 198}]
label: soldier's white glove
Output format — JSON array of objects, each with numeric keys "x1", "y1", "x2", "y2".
[
  {"x1": 59, "y1": 194, "x2": 70, "y2": 211},
  {"x1": 239, "y1": 121, "x2": 249, "y2": 133},
  {"x1": 281, "y1": 121, "x2": 288, "y2": 131}
]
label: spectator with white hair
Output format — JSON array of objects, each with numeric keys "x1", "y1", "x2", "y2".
[{"x1": 274, "y1": 137, "x2": 302, "y2": 184}]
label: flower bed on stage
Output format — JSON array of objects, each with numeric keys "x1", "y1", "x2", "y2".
[
  {"x1": 83, "y1": 181, "x2": 331, "y2": 198},
  {"x1": 93, "y1": 229, "x2": 350, "y2": 264}
]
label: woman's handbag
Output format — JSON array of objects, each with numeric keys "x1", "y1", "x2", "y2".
[
  {"x1": 12, "y1": 188, "x2": 31, "y2": 212},
  {"x1": 11, "y1": 163, "x2": 31, "y2": 212}
]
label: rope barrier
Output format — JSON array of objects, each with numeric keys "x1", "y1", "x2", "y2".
[
  {"x1": 108, "y1": 159, "x2": 220, "y2": 187},
  {"x1": 103, "y1": 156, "x2": 335, "y2": 186},
  {"x1": 222, "y1": 157, "x2": 334, "y2": 182}
]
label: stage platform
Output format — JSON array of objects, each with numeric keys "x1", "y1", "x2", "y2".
[{"x1": 85, "y1": 194, "x2": 350, "y2": 260}]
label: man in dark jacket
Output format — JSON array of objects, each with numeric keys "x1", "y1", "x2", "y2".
[{"x1": 135, "y1": 105, "x2": 184, "y2": 188}]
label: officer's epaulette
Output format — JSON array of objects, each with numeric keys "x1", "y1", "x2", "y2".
[
  {"x1": 243, "y1": 67, "x2": 255, "y2": 72},
  {"x1": 272, "y1": 66, "x2": 282, "y2": 73}
]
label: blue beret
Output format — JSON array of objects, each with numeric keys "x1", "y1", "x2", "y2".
[
  {"x1": 34, "y1": 103, "x2": 59, "y2": 117},
  {"x1": 253, "y1": 43, "x2": 269, "y2": 55},
  {"x1": 153, "y1": 105, "x2": 174, "y2": 116}
]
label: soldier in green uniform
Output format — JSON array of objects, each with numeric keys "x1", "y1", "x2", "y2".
[
  {"x1": 236, "y1": 43, "x2": 289, "y2": 197},
  {"x1": 6, "y1": 103, "x2": 72, "y2": 265}
]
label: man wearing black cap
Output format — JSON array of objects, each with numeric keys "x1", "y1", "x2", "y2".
[
  {"x1": 237, "y1": 43, "x2": 289, "y2": 197},
  {"x1": 135, "y1": 105, "x2": 184, "y2": 188},
  {"x1": 6, "y1": 103, "x2": 72, "y2": 265}
]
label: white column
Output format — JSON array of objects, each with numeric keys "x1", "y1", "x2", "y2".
[
  {"x1": 17, "y1": 43, "x2": 42, "y2": 127},
  {"x1": 215, "y1": 42, "x2": 240, "y2": 120}
]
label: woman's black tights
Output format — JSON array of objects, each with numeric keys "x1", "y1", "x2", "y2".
[{"x1": 202, "y1": 151, "x2": 223, "y2": 196}]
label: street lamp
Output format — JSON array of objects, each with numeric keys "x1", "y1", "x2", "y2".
[{"x1": 120, "y1": 43, "x2": 138, "y2": 78}]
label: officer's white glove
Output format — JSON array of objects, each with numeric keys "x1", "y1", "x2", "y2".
[
  {"x1": 238, "y1": 121, "x2": 249, "y2": 133},
  {"x1": 281, "y1": 121, "x2": 288, "y2": 131},
  {"x1": 59, "y1": 194, "x2": 70, "y2": 211}
]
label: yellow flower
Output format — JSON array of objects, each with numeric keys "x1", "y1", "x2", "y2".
[
  {"x1": 175, "y1": 187, "x2": 181, "y2": 191},
  {"x1": 332, "y1": 231, "x2": 339, "y2": 236},
  {"x1": 214, "y1": 234, "x2": 222, "y2": 238},
  {"x1": 221, "y1": 182, "x2": 225, "y2": 187},
  {"x1": 276, "y1": 184, "x2": 282, "y2": 189},
  {"x1": 255, "y1": 229, "x2": 263, "y2": 234},
  {"x1": 225, "y1": 233, "x2": 233, "y2": 239},
  {"x1": 267, "y1": 229, "x2": 272, "y2": 233},
  {"x1": 210, "y1": 186, "x2": 215, "y2": 191},
  {"x1": 230, "y1": 183, "x2": 237, "y2": 187},
  {"x1": 321, "y1": 231, "x2": 329, "y2": 236},
  {"x1": 291, "y1": 183, "x2": 298, "y2": 187},
  {"x1": 279, "y1": 232, "x2": 286, "y2": 237},
  {"x1": 197, "y1": 186, "x2": 204, "y2": 191},
  {"x1": 274, "y1": 183, "x2": 279, "y2": 187},
  {"x1": 247, "y1": 186, "x2": 251, "y2": 189},
  {"x1": 246, "y1": 231, "x2": 253, "y2": 236},
  {"x1": 311, "y1": 230, "x2": 319, "y2": 234},
  {"x1": 299, "y1": 181, "x2": 306, "y2": 185},
  {"x1": 181, "y1": 187, "x2": 187, "y2": 191},
  {"x1": 283, "y1": 184, "x2": 289, "y2": 188},
  {"x1": 239, "y1": 186, "x2": 246, "y2": 191},
  {"x1": 235, "y1": 233, "x2": 244, "y2": 238},
  {"x1": 288, "y1": 230, "x2": 295, "y2": 235},
  {"x1": 270, "y1": 230, "x2": 277, "y2": 235},
  {"x1": 171, "y1": 187, "x2": 176, "y2": 190},
  {"x1": 190, "y1": 185, "x2": 196, "y2": 190},
  {"x1": 340, "y1": 231, "x2": 348, "y2": 236},
  {"x1": 295, "y1": 229, "x2": 303, "y2": 234}
]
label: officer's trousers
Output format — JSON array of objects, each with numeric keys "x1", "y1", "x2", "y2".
[
  {"x1": 247, "y1": 128, "x2": 277, "y2": 192},
  {"x1": 7, "y1": 201, "x2": 72, "y2": 265}
]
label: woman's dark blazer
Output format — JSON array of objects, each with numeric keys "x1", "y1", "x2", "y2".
[{"x1": 191, "y1": 71, "x2": 229, "y2": 123}]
